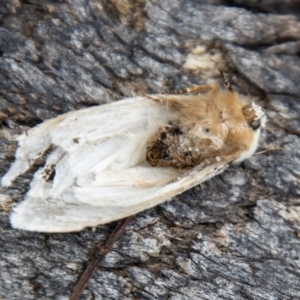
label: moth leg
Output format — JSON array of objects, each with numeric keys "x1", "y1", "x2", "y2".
[
  {"x1": 144, "y1": 94, "x2": 190, "y2": 110},
  {"x1": 170, "y1": 156, "x2": 232, "y2": 183},
  {"x1": 165, "y1": 84, "x2": 211, "y2": 95},
  {"x1": 170, "y1": 157, "x2": 218, "y2": 181},
  {"x1": 144, "y1": 84, "x2": 219, "y2": 106},
  {"x1": 170, "y1": 144, "x2": 247, "y2": 183},
  {"x1": 143, "y1": 94, "x2": 166, "y2": 104}
]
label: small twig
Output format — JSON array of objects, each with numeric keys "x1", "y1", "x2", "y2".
[{"x1": 69, "y1": 216, "x2": 133, "y2": 300}]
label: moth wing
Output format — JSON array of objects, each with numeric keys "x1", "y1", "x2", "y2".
[
  {"x1": 2, "y1": 96, "x2": 232, "y2": 232},
  {"x1": 10, "y1": 160, "x2": 230, "y2": 232},
  {"x1": 2, "y1": 97, "x2": 169, "y2": 185}
]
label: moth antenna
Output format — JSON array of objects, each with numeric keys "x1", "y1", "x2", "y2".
[
  {"x1": 219, "y1": 69, "x2": 233, "y2": 91},
  {"x1": 255, "y1": 148, "x2": 281, "y2": 155}
]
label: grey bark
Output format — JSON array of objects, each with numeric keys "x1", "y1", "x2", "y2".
[{"x1": 1, "y1": 0, "x2": 300, "y2": 299}]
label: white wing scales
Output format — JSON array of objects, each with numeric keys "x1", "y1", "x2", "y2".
[{"x1": 2, "y1": 97, "x2": 230, "y2": 232}]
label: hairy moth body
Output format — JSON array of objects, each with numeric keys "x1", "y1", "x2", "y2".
[{"x1": 1, "y1": 79, "x2": 266, "y2": 232}]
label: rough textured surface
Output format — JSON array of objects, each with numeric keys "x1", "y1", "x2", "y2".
[{"x1": 1, "y1": 0, "x2": 300, "y2": 299}]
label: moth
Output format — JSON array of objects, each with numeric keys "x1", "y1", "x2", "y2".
[{"x1": 1, "y1": 74, "x2": 266, "y2": 232}]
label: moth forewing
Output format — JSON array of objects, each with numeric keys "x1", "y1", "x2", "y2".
[
  {"x1": 9, "y1": 160, "x2": 230, "y2": 232},
  {"x1": 2, "y1": 81, "x2": 266, "y2": 232},
  {"x1": 2, "y1": 97, "x2": 171, "y2": 188}
]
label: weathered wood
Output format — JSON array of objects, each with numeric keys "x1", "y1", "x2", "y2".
[{"x1": 1, "y1": 1, "x2": 300, "y2": 299}]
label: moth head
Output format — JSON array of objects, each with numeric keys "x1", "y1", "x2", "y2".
[{"x1": 243, "y1": 102, "x2": 266, "y2": 131}]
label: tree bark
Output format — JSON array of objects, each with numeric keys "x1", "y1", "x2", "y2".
[{"x1": 1, "y1": 1, "x2": 300, "y2": 299}]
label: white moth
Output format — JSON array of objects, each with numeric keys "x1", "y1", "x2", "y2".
[{"x1": 1, "y1": 79, "x2": 266, "y2": 232}]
